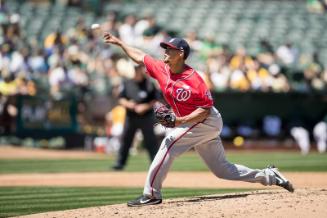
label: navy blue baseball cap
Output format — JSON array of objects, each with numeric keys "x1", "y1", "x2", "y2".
[{"x1": 160, "y1": 37, "x2": 190, "y2": 60}]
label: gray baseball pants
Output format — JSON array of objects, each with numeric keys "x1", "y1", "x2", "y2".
[{"x1": 143, "y1": 107, "x2": 277, "y2": 199}]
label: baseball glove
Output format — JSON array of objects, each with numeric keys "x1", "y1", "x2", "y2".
[{"x1": 153, "y1": 102, "x2": 176, "y2": 128}]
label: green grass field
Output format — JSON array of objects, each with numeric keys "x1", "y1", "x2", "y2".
[
  {"x1": 0, "y1": 187, "x2": 252, "y2": 217},
  {"x1": 0, "y1": 151, "x2": 326, "y2": 174},
  {"x1": 0, "y1": 151, "x2": 326, "y2": 217}
]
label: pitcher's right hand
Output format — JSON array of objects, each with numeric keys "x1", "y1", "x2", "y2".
[{"x1": 103, "y1": 32, "x2": 122, "y2": 46}]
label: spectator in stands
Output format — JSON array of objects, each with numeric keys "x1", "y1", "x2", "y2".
[
  {"x1": 229, "y1": 47, "x2": 249, "y2": 70},
  {"x1": 304, "y1": 52, "x2": 326, "y2": 91},
  {"x1": 8, "y1": 48, "x2": 25, "y2": 74},
  {"x1": 268, "y1": 64, "x2": 290, "y2": 92},
  {"x1": 48, "y1": 63, "x2": 70, "y2": 97},
  {"x1": 304, "y1": 61, "x2": 324, "y2": 91},
  {"x1": 44, "y1": 30, "x2": 68, "y2": 52},
  {"x1": 66, "y1": 18, "x2": 88, "y2": 43},
  {"x1": 134, "y1": 14, "x2": 151, "y2": 38},
  {"x1": 246, "y1": 57, "x2": 268, "y2": 91},
  {"x1": 257, "y1": 39, "x2": 275, "y2": 67},
  {"x1": 199, "y1": 34, "x2": 221, "y2": 61},
  {"x1": 135, "y1": 14, "x2": 160, "y2": 40},
  {"x1": 118, "y1": 15, "x2": 137, "y2": 45},
  {"x1": 229, "y1": 69, "x2": 251, "y2": 91},
  {"x1": 28, "y1": 48, "x2": 47, "y2": 74},
  {"x1": 276, "y1": 43, "x2": 298, "y2": 66},
  {"x1": 101, "y1": 12, "x2": 119, "y2": 38},
  {"x1": 206, "y1": 49, "x2": 231, "y2": 91},
  {"x1": 185, "y1": 31, "x2": 203, "y2": 53},
  {"x1": 208, "y1": 60, "x2": 230, "y2": 92},
  {"x1": 0, "y1": 74, "x2": 17, "y2": 96}
]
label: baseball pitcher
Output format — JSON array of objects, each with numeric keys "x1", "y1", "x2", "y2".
[{"x1": 103, "y1": 33, "x2": 294, "y2": 207}]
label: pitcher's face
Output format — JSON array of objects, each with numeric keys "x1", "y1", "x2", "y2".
[{"x1": 163, "y1": 48, "x2": 184, "y2": 66}]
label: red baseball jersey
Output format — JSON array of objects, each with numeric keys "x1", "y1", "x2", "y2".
[{"x1": 143, "y1": 55, "x2": 213, "y2": 117}]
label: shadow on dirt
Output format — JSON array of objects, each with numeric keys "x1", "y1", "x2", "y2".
[
  {"x1": 184, "y1": 193, "x2": 250, "y2": 202},
  {"x1": 168, "y1": 191, "x2": 276, "y2": 204}
]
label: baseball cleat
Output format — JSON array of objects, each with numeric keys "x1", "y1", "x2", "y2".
[
  {"x1": 127, "y1": 195, "x2": 162, "y2": 207},
  {"x1": 111, "y1": 164, "x2": 124, "y2": 171},
  {"x1": 268, "y1": 165, "x2": 294, "y2": 193}
]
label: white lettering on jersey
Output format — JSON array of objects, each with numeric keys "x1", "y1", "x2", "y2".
[{"x1": 176, "y1": 88, "x2": 191, "y2": 101}]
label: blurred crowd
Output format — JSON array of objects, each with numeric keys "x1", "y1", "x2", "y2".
[
  {"x1": 203, "y1": 41, "x2": 327, "y2": 93},
  {"x1": 1, "y1": 3, "x2": 327, "y2": 102}
]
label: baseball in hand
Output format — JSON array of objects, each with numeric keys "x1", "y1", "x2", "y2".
[{"x1": 91, "y1": 23, "x2": 100, "y2": 30}]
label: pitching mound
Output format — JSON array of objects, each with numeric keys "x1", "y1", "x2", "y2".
[{"x1": 19, "y1": 188, "x2": 326, "y2": 218}]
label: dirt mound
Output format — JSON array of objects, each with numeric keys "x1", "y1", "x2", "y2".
[{"x1": 19, "y1": 188, "x2": 327, "y2": 218}]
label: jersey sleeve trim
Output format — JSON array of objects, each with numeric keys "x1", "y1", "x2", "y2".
[{"x1": 196, "y1": 104, "x2": 213, "y2": 109}]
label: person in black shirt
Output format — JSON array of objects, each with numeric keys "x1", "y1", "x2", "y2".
[{"x1": 112, "y1": 64, "x2": 159, "y2": 170}]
